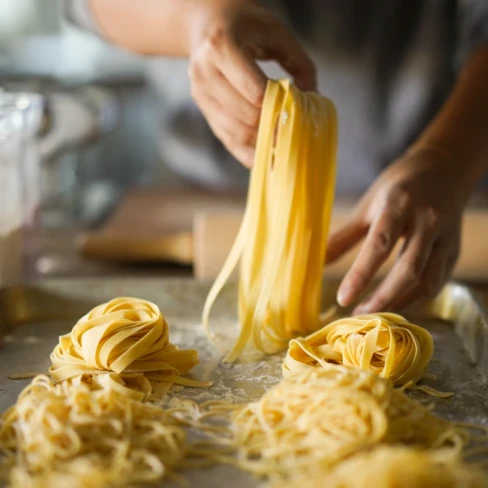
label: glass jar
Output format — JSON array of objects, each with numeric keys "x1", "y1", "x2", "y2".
[
  {"x1": 0, "y1": 91, "x2": 43, "y2": 286},
  {"x1": 0, "y1": 103, "x2": 24, "y2": 287}
]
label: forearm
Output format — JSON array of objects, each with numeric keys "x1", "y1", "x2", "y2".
[
  {"x1": 88, "y1": 0, "x2": 197, "y2": 56},
  {"x1": 412, "y1": 46, "x2": 488, "y2": 194}
]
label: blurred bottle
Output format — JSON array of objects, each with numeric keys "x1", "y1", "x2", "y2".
[
  {"x1": 0, "y1": 90, "x2": 43, "y2": 286},
  {"x1": 0, "y1": 100, "x2": 24, "y2": 286}
]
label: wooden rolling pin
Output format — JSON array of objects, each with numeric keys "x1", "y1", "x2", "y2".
[
  {"x1": 77, "y1": 189, "x2": 245, "y2": 265},
  {"x1": 193, "y1": 209, "x2": 488, "y2": 281},
  {"x1": 77, "y1": 232, "x2": 194, "y2": 264},
  {"x1": 77, "y1": 189, "x2": 488, "y2": 281}
]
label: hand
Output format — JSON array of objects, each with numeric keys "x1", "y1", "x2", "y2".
[
  {"x1": 188, "y1": 0, "x2": 316, "y2": 167},
  {"x1": 326, "y1": 147, "x2": 470, "y2": 314}
]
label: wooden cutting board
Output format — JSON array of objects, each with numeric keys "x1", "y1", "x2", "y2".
[{"x1": 78, "y1": 189, "x2": 488, "y2": 281}]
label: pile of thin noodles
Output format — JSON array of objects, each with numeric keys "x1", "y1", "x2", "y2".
[
  {"x1": 230, "y1": 367, "x2": 469, "y2": 481},
  {"x1": 283, "y1": 313, "x2": 435, "y2": 389},
  {"x1": 50, "y1": 297, "x2": 210, "y2": 400},
  {"x1": 7, "y1": 460, "x2": 119, "y2": 488},
  {"x1": 272, "y1": 445, "x2": 488, "y2": 488},
  {"x1": 1, "y1": 297, "x2": 487, "y2": 488},
  {"x1": 0, "y1": 375, "x2": 186, "y2": 488}
]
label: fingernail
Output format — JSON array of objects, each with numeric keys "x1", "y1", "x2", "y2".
[
  {"x1": 337, "y1": 285, "x2": 352, "y2": 307},
  {"x1": 354, "y1": 300, "x2": 378, "y2": 315},
  {"x1": 353, "y1": 305, "x2": 369, "y2": 315}
]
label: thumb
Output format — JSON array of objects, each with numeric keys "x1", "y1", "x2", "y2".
[{"x1": 326, "y1": 219, "x2": 368, "y2": 265}]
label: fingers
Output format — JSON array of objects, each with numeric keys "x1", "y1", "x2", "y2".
[
  {"x1": 389, "y1": 246, "x2": 449, "y2": 311},
  {"x1": 209, "y1": 67, "x2": 262, "y2": 128},
  {"x1": 326, "y1": 219, "x2": 368, "y2": 264},
  {"x1": 198, "y1": 92, "x2": 256, "y2": 167},
  {"x1": 227, "y1": 145, "x2": 255, "y2": 168},
  {"x1": 266, "y1": 24, "x2": 317, "y2": 91},
  {"x1": 218, "y1": 41, "x2": 268, "y2": 107},
  {"x1": 190, "y1": 67, "x2": 258, "y2": 167},
  {"x1": 189, "y1": 32, "x2": 266, "y2": 167},
  {"x1": 199, "y1": 89, "x2": 258, "y2": 146},
  {"x1": 189, "y1": 5, "x2": 317, "y2": 167},
  {"x1": 353, "y1": 210, "x2": 441, "y2": 314},
  {"x1": 337, "y1": 206, "x2": 407, "y2": 307},
  {"x1": 389, "y1": 236, "x2": 459, "y2": 311}
]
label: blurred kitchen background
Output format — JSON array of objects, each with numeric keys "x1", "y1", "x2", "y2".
[
  {"x1": 2, "y1": 0, "x2": 158, "y2": 221},
  {"x1": 1, "y1": 0, "x2": 487, "y2": 286},
  {"x1": 0, "y1": 0, "x2": 250, "y2": 281}
]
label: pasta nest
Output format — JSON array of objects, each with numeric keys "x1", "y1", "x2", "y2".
[
  {"x1": 50, "y1": 297, "x2": 204, "y2": 400},
  {"x1": 272, "y1": 445, "x2": 487, "y2": 488},
  {"x1": 231, "y1": 368, "x2": 465, "y2": 481},
  {"x1": 284, "y1": 312, "x2": 433, "y2": 386},
  {"x1": 0, "y1": 375, "x2": 186, "y2": 487}
]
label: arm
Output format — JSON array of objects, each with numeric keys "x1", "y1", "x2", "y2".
[
  {"x1": 86, "y1": 0, "x2": 316, "y2": 167},
  {"x1": 328, "y1": 46, "x2": 488, "y2": 313},
  {"x1": 88, "y1": 0, "x2": 196, "y2": 56},
  {"x1": 413, "y1": 46, "x2": 488, "y2": 195}
]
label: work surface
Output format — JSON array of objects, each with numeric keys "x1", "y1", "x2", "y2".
[{"x1": 0, "y1": 278, "x2": 487, "y2": 486}]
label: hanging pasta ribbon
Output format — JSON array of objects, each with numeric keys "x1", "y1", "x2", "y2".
[
  {"x1": 50, "y1": 297, "x2": 211, "y2": 400},
  {"x1": 203, "y1": 79, "x2": 338, "y2": 361}
]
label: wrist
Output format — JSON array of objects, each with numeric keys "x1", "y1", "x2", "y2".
[
  {"x1": 89, "y1": 0, "x2": 201, "y2": 57},
  {"x1": 189, "y1": 0, "x2": 234, "y2": 54},
  {"x1": 406, "y1": 47, "x2": 488, "y2": 204},
  {"x1": 406, "y1": 141, "x2": 481, "y2": 206},
  {"x1": 188, "y1": 0, "x2": 261, "y2": 55}
]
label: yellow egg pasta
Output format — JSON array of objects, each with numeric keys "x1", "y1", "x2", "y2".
[
  {"x1": 203, "y1": 79, "x2": 338, "y2": 362},
  {"x1": 271, "y1": 446, "x2": 488, "y2": 488},
  {"x1": 0, "y1": 375, "x2": 186, "y2": 488},
  {"x1": 50, "y1": 297, "x2": 210, "y2": 400},
  {"x1": 284, "y1": 313, "x2": 436, "y2": 390},
  {"x1": 229, "y1": 367, "x2": 467, "y2": 482}
]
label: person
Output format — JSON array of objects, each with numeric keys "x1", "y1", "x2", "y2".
[{"x1": 64, "y1": 0, "x2": 488, "y2": 313}]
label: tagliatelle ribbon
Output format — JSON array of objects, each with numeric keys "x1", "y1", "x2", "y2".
[
  {"x1": 49, "y1": 297, "x2": 211, "y2": 400},
  {"x1": 203, "y1": 79, "x2": 338, "y2": 361},
  {"x1": 283, "y1": 313, "x2": 442, "y2": 392}
]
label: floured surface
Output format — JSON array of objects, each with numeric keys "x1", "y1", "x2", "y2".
[{"x1": 0, "y1": 278, "x2": 487, "y2": 486}]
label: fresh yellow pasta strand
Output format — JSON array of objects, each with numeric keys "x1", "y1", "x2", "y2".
[
  {"x1": 203, "y1": 79, "x2": 338, "y2": 361},
  {"x1": 202, "y1": 81, "x2": 283, "y2": 358},
  {"x1": 271, "y1": 445, "x2": 488, "y2": 488}
]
